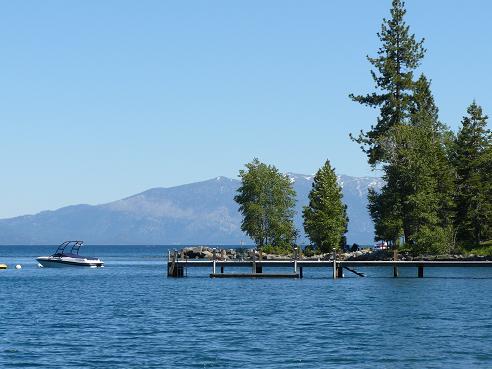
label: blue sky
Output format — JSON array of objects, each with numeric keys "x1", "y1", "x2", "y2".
[{"x1": 0, "y1": 0, "x2": 491, "y2": 218}]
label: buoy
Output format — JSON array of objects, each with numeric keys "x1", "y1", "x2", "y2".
[
  {"x1": 15, "y1": 264, "x2": 22, "y2": 270},
  {"x1": 0, "y1": 264, "x2": 7, "y2": 270}
]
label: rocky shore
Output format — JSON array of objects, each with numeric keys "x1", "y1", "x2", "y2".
[{"x1": 174, "y1": 246, "x2": 491, "y2": 261}]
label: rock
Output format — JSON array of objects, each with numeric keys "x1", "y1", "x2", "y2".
[
  {"x1": 202, "y1": 250, "x2": 213, "y2": 259},
  {"x1": 180, "y1": 246, "x2": 219, "y2": 259}
]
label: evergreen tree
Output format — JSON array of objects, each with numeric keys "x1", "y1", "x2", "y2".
[
  {"x1": 302, "y1": 160, "x2": 348, "y2": 253},
  {"x1": 453, "y1": 102, "x2": 492, "y2": 246},
  {"x1": 368, "y1": 174, "x2": 403, "y2": 246},
  {"x1": 410, "y1": 76, "x2": 455, "y2": 234},
  {"x1": 350, "y1": 0, "x2": 425, "y2": 165},
  {"x1": 370, "y1": 76, "x2": 454, "y2": 253},
  {"x1": 350, "y1": 0, "x2": 461, "y2": 254},
  {"x1": 484, "y1": 146, "x2": 492, "y2": 241},
  {"x1": 234, "y1": 159, "x2": 297, "y2": 250}
]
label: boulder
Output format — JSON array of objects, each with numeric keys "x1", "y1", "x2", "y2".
[{"x1": 202, "y1": 250, "x2": 214, "y2": 259}]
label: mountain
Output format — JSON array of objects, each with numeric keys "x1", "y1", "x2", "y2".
[{"x1": 0, "y1": 174, "x2": 383, "y2": 245}]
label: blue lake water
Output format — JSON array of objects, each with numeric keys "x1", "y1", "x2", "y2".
[{"x1": 1, "y1": 245, "x2": 491, "y2": 368}]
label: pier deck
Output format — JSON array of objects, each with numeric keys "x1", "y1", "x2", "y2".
[
  {"x1": 167, "y1": 258, "x2": 492, "y2": 278},
  {"x1": 173, "y1": 260, "x2": 492, "y2": 268},
  {"x1": 210, "y1": 272, "x2": 300, "y2": 278}
]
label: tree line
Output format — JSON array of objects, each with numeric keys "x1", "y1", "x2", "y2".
[
  {"x1": 235, "y1": 159, "x2": 347, "y2": 254},
  {"x1": 351, "y1": 0, "x2": 491, "y2": 254},
  {"x1": 234, "y1": 0, "x2": 491, "y2": 255}
]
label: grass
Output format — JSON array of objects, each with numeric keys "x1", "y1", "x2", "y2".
[
  {"x1": 385, "y1": 240, "x2": 492, "y2": 257},
  {"x1": 466, "y1": 240, "x2": 492, "y2": 256},
  {"x1": 261, "y1": 245, "x2": 291, "y2": 255}
]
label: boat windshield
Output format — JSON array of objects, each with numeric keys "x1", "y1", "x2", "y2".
[{"x1": 51, "y1": 252, "x2": 99, "y2": 260}]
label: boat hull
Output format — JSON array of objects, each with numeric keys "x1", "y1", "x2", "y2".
[{"x1": 36, "y1": 257, "x2": 104, "y2": 268}]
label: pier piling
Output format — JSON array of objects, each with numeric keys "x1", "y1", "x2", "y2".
[
  {"x1": 332, "y1": 249, "x2": 337, "y2": 279},
  {"x1": 336, "y1": 265, "x2": 344, "y2": 278},
  {"x1": 393, "y1": 249, "x2": 399, "y2": 277},
  {"x1": 167, "y1": 250, "x2": 184, "y2": 277}
]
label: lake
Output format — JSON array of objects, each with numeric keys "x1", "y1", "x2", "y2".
[{"x1": 1, "y1": 245, "x2": 491, "y2": 368}]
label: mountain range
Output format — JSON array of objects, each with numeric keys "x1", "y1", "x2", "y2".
[{"x1": 0, "y1": 174, "x2": 383, "y2": 245}]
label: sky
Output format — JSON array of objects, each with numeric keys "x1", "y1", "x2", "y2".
[{"x1": 0, "y1": 0, "x2": 491, "y2": 218}]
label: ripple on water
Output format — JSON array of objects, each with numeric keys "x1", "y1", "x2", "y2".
[{"x1": 0, "y1": 246, "x2": 491, "y2": 368}]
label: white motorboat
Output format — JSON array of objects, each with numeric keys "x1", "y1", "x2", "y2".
[{"x1": 36, "y1": 241, "x2": 104, "y2": 268}]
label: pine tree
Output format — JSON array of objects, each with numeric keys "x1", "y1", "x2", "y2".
[
  {"x1": 235, "y1": 159, "x2": 297, "y2": 250},
  {"x1": 368, "y1": 184, "x2": 402, "y2": 246},
  {"x1": 349, "y1": 0, "x2": 463, "y2": 254},
  {"x1": 407, "y1": 75, "x2": 455, "y2": 253},
  {"x1": 302, "y1": 160, "x2": 348, "y2": 253},
  {"x1": 453, "y1": 102, "x2": 492, "y2": 246},
  {"x1": 410, "y1": 76, "x2": 455, "y2": 234},
  {"x1": 484, "y1": 146, "x2": 492, "y2": 241},
  {"x1": 350, "y1": 0, "x2": 425, "y2": 165},
  {"x1": 370, "y1": 76, "x2": 455, "y2": 253}
]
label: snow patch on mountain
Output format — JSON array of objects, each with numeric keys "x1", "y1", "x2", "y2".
[{"x1": 0, "y1": 173, "x2": 384, "y2": 245}]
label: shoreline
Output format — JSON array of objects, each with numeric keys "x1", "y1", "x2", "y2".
[{"x1": 176, "y1": 246, "x2": 492, "y2": 262}]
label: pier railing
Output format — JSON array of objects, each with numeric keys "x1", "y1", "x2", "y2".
[{"x1": 167, "y1": 250, "x2": 492, "y2": 279}]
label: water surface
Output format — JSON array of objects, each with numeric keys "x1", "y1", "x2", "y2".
[{"x1": 1, "y1": 245, "x2": 491, "y2": 368}]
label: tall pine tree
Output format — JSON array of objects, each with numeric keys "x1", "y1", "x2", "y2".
[
  {"x1": 372, "y1": 75, "x2": 455, "y2": 253},
  {"x1": 303, "y1": 160, "x2": 348, "y2": 253},
  {"x1": 352, "y1": 1, "x2": 459, "y2": 254},
  {"x1": 350, "y1": 0, "x2": 425, "y2": 165},
  {"x1": 410, "y1": 75, "x2": 455, "y2": 235},
  {"x1": 453, "y1": 102, "x2": 492, "y2": 246}
]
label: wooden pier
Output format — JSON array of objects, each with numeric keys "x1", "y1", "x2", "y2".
[
  {"x1": 210, "y1": 273, "x2": 300, "y2": 278},
  {"x1": 167, "y1": 250, "x2": 492, "y2": 279}
]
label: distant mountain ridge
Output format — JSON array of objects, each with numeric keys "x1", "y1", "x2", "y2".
[{"x1": 0, "y1": 174, "x2": 383, "y2": 245}]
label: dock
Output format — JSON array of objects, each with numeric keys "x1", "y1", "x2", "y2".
[
  {"x1": 210, "y1": 272, "x2": 299, "y2": 278},
  {"x1": 167, "y1": 250, "x2": 492, "y2": 279}
]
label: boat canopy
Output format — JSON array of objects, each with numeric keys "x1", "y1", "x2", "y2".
[
  {"x1": 54, "y1": 240, "x2": 84, "y2": 255},
  {"x1": 51, "y1": 241, "x2": 98, "y2": 259}
]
